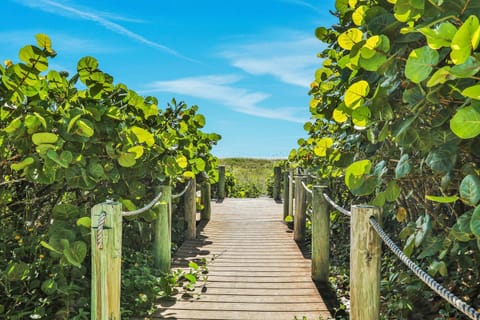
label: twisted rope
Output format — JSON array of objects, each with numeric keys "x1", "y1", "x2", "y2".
[
  {"x1": 322, "y1": 193, "x2": 351, "y2": 217},
  {"x1": 122, "y1": 190, "x2": 163, "y2": 217},
  {"x1": 301, "y1": 181, "x2": 313, "y2": 194},
  {"x1": 172, "y1": 180, "x2": 192, "y2": 199},
  {"x1": 96, "y1": 211, "x2": 106, "y2": 250},
  {"x1": 369, "y1": 217, "x2": 480, "y2": 320}
]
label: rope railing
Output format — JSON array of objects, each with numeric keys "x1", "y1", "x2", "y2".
[
  {"x1": 301, "y1": 180, "x2": 313, "y2": 194},
  {"x1": 172, "y1": 180, "x2": 192, "y2": 199},
  {"x1": 96, "y1": 210, "x2": 106, "y2": 249},
  {"x1": 369, "y1": 217, "x2": 480, "y2": 320},
  {"x1": 121, "y1": 190, "x2": 163, "y2": 217},
  {"x1": 322, "y1": 193, "x2": 351, "y2": 217}
]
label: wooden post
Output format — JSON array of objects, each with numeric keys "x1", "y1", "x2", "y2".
[
  {"x1": 283, "y1": 171, "x2": 289, "y2": 219},
  {"x1": 218, "y1": 165, "x2": 226, "y2": 200},
  {"x1": 350, "y1": 205, "x2": 382, "y2": 320},
  {"x1": 184, "y1": 178, "x2": 196, "y2": 240},
  {"x1": 201, "y1": 182, "x2": 211, "y2": 221},
  {"x1": 154, "y1": 185, "x2": 172, "y2": 273},
  {"x1": 312, "y1": 186, "x2": 329, "y2": 282},
  {"x1": 288, "y1": 169, "x2": 294, "y2": 217},
  {"x1": 273, "y1": 166, "x2": 282, "y2": 201},
  {"x1": 294, "y1": 175, "x2": 306, "y2": 242},
  {"x1": 91, "y1": 201, "x2": 122, "y2": 320}
]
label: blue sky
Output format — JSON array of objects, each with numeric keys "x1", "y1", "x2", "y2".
[{"x1": 3, "y1": 0, "x2": 336, "y2": 158}]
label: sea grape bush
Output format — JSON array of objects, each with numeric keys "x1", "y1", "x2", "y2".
[
  {"x1": 289, "y1": 0, "x2": 480, "y2": 317},
  {"x1": 0, "y1": 35, "x2": 220, "y2": 318}
]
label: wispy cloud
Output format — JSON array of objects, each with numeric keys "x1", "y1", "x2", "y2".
[
  {"x1": 280, "y1": 0, "x2": 324, "y2": 14},
  {"x1": 219, "y1": 33, "x2": 323, "y2": 88},
  {"x1": 13, "y1": 0, "x2": 193, "y2": 61},
  {"x1": 143, "y1": 75, "x2": 307, "y2": 123}
]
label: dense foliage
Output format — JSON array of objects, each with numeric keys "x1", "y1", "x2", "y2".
[
  {"x1": 0, "y1": 35, "x2": 220, "y2": 318},
  {"x1": 289, "y1": 0, "x2": 480, "y2": 318}
]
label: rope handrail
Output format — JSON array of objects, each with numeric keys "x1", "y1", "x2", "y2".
[
  {"x1": 301, "y1": 181, "x2": 313, "y2": 194},
  {"x1": 369, "y1": 217, "x2": 480, "y2": 320},
  {"x1": 121, "y1": 190, "x2": 163, "y2": 217},
  {"x1": 322, "y1": 193, "x2": 351, "y2": 217},
  {"x1": 172, "y1": 180, "x2": 192, "y2": 199}
]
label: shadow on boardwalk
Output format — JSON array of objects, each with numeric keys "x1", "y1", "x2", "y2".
[{"x1": 153, "y1": 198, "x2": 332, "y2": 320}]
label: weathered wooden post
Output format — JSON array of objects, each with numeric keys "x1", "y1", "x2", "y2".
[
  {"x1": 218, "y1": 165, "x2": 226, "y2": 200},
  {"x1": 184, "y1": 178, "x2": 196, "y2": 240},
  {"x1": 201, "y1": 182, "x2": 211, "y2": 221},
  {"x1": 91, "y1": 201, "x2": 122, "y2": 320},
  {"x1": 311, "y1": 186, "x2": 329, "y2": 282},
  {"x1": 294, "y1": 174, "x2": 306, "y2": 241},
  {"x1": 273, "y1": 166, "x2": 282, "y2": 201},
  {"x1": 154, "y1": 185, "x2": 172, "y2": 273},
  {"x1": 288, "y1": 169, "x2": 294, "y2": 217},
  {"x1": 283, "y1": 171, "x2": 289, "y2": 219},
  {"x1": 350, "y1": 205, "x2": 382, "y2": 320}
]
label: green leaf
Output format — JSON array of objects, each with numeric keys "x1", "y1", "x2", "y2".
[
  {"x1": 470, "y1": 206, "x2": 480, "y2": 238},
  {"x1": 41, "y1": 279, "x2": 57, "y2": 295},
  {"x1": 419, "y1": 22, "x2": 457, "y2": 49},
  {"x1": 425, "y1": 195, "x2": 459, "y2": 203},
  {"x1": 284, "y1": 215, "x2": 293, "y2": 222},
  {"x1": 6, "y1": 262, "x2": 29, "y2": 281},
  {"x1": 63, "y1": 241, "x2": 87, "y2": 268},
  {"x1": 459, "y1": 174, "x2": 480, "y2": 206},
  {"x1": 450, "y1": 211, "x2": 473, "y2": 242},
  {"x1": 338, "y1": 28, "x2": 363, "y2": 50},
  {"x1": 32, "y1": 132, "x2": 58, "y2": 145},
  {"x1": 344, "y1": 80, "x2": 370, "y2": 109},
  {"x1": 345, "y1": 159, "x2": 371, "y2": 191},
  {"x1": 176, "y1": 155, "x2": 188, "y2": 169},
  {"x1": 77, "y1": 56, "x2": 99, "y2": 82},
  {"x1": 40, "y1": 240, "x2": 62, "y2": 254},
  {"x1": 47, "y1": 150, "x2": 71, "y2": 168},
  {"x1": 352, "y1": 5, "x2": 368, "y2": 26},
  {"x1": 313, "y1": 137, "x2": 334, "y2": 157},
  {"x1": 75, "y1": 119, "x2": 94, "y2": 137},
  {"x1": 18, "y1": 45, "x2": 48, "y2": 72},
  {"x1": 11, "y1": 157, "x2": 34, "y2": 171},
  {"x1": 450, "y1": 106, "x2": 480, "y2": 139},
  {"x1": 76, "y1": 217, "x2": 91, "y2": 228},
  {"x1": 418, "y1": 236, "x2": 442, "y2": 259},
  {"x1": 53, "y1": 203, "x2": 80, "y2": 220},
  {"x1": 118, "y1": 152, "x2": 136, "y2": 167},
  {"x1": 194, "y1": 114, "x2": 206, "y2": 127},
  {"x1": 352, "y1": 106, "x2": 371, "y2": 127},
  {"x1": 385, "y1": 181, "x2": 401, "y2": 202},
  {"x1": 462, "y1": 84, "x2": 480, "y2": 100},
  {"x1": 131, "y1": 126, "x2": 154, "y2": 147},
  {"x1": 127, "y1": 145, "x2": 144, "y2": 159},
  {"x1": 405, "y1": 46, "x2": 439, "y2": 83},
  {"x1": 395, "y1": 154, "x2": 411, "y2": 178},
  {"x1": 35, "y1": 34, "x2": 54, "y2": 54},
  {"x1": 450, "y1": 57, "x2": 480, "y2": 78},
  {"x1": 451, "y1": 15, "x2": 480, "y2": 65},
  {"x1": 426, "y1": 66, "x2": 453, "y2": 87}
]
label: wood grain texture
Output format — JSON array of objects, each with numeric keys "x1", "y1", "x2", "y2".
[{"x1": 152, "y1": 198, "x2": 332, "y2": 320}]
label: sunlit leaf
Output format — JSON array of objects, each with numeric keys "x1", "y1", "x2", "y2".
[
  {"x1": 405, "y1": 46, "x2": 439, "y2": 83},
  {"x1": 32, "y1": 132, "x2": 58, "y2": 145},
  {"x1": 338, "y1": 28, "x2": 363, "y2": 50},
  {"x1": 313, "y1": 137, "x2": 334, "y2": 157},
  {"x1": 425, "y1": 195, "x2": 459, "y2": 203},
  {"x1": 344, "y1": 80, "x2": 369, "y2": 109},
  {"x1": 451, "y1": 15, "x2": 480, "y2": 65},
  {"x1": 450, "y1": 105, "x2": 480, "y2": 139}
]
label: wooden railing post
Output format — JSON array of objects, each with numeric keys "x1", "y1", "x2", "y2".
[
  {"x1": 311, "y1": 186, "x2": 329, "y2": 282},
  {"x1": 201, "y1": 182, "x2": 211, "y2": 221},
  {"x1": 91, "y1": 201, "x2": 122, "y2": 320},
  {"x1": 184, "y1": 178, "x2": 196, "y2": 240},
  {"x1": 154, "y1": 185, "x2": 172, "y2": 273},
  {"x1": 273, "y1": 166, "x2": 282, "y2": 201},
  {"x1": 350, "y1": 205, "x2": 382, "y2": 320},
  {"x1": 218, "y1": 165, "x2": 226, "y2": 200},
  {"x1": 288, "y1": 169, "x2": 294, "y2": 217},
  {"x1": 283, "y1": 171, "x2": 289, "y2": 219},
  {"x1": 294, "y1": 175, "x2": 306, "y2": 241}
]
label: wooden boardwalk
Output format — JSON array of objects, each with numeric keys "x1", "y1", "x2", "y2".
[{"x1": 154, "y1": 198, "x2": 331, "y2": 320}]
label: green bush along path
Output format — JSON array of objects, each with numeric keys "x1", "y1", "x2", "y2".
[
  {"x1": 288, "y1": 0, "x2": 480, "y2": 318},
  {"x1": 0, "y1": 35, "x2": 220, "y2": 318}
]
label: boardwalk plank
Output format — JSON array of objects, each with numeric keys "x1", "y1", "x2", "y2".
[{"x1": 152, "y1": 198, "x2": 332, "y2": 320}]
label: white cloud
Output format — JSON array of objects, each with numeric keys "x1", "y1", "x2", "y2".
[
  {"x1": 13, "y1": 0, "x2": 193, "y2": 61},
  {"x1": 219, "y1": 33, "x2": 322, "y2": 88},
  {"x1": 143, "y1": 75, "x2": 307, "y2": 123}
]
